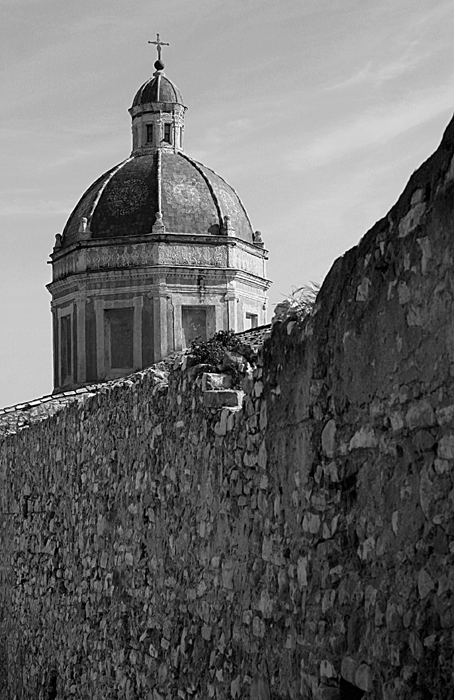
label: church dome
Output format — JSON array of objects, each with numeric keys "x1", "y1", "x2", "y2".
[
  {"x1": 48, "y1": 40, "x2": 269, "y2": 392},
  {"x1": 61, "y1": 152, "x2": 255, "y2": 246},
  {"x1": 58, "y1": 48, "x2": 259, "y2": 252}
]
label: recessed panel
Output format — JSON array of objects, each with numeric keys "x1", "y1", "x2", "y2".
[
  {"x1": 105, "y1": 308, "x2": 134, "y2": 369},
  {"x1": 182, "y1": 307, "x2": 207, "y2": 347}
]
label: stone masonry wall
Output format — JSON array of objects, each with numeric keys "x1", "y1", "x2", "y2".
[{"x1": 4, "y1": 117, "x2": 454, "y2": 699}]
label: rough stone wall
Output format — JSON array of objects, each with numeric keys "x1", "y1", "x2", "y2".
[
  {"x1": 3, "y1": 118, "x2": 454, "y2": 699},
  {"x1": 261, "y1": 116, "x2": 454, "y2": 699}
]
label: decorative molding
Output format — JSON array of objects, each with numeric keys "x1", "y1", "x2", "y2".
[
  {"x1": 50, "y1": 242, "x2": 269, "y2": 295},
  {"x1": 222, "y1": 215, "x2": 235, "y2": 236},
  {"x1": 53, "y1": 255, "x2": 76, "y2": 280},
  {"x1": 229, "y1": 248, "x2": 265, "y2": 277},
  {"x1": 157, "y1": 245, "x2": 226, "y2": 267},
  {"x1": 253, "y1": 230, "x2": 264, "y2": 247},
  {"x1": 88, "y1": 245, "x2": 155, "y2": 271},
  {"x1": 152, "y1": 212, "x2": 165, "y2": 233},
  {"x1": 105, "y1": 178, "x2": 149, "y2": 217}
]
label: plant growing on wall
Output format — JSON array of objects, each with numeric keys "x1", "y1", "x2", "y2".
[
  {"x1": 272, "y1": 282, "x2": 320, "y2": 323},
  {"x1": 188, "y1": 330, "x2": 245, "y2": 368}
]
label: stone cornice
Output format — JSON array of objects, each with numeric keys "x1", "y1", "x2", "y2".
[
  {"x1": 128, "y1": 101, "x2": 187, "y2": 119},
  {"x1": 50, "y1": 237, "x2": 269, "y2": 286},
  {"x1": 47, "y1": 265, "x2": 271, "y2": 297},
  {"x1": 50, "y1": 232, "x2": 268, "y2": 262}
]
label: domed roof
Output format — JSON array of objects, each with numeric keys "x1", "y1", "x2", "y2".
[
  {"x1": 132, "y1": 71, "x2": 184, "y2": 108},
  {"x1": 61, "y1": 152, "x2": 254, "y2": 246}
]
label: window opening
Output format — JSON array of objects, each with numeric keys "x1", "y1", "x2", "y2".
[
  {"x1": 146, "y1": 124, "x2": 154, "y2": 143},
  {"x1": 164, "y1": 123, "x2": 172, "y2": 143},
  {"x1": 245, "y1": 313, "x2": 259, "y2": 330},
  {"x1": 182, "y1": 307, "x2": 207, "y2": 346}
]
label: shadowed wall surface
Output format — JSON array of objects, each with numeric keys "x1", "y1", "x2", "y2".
[{"x1": 3, "y1": 117, "x2": 454, "y2": 699}]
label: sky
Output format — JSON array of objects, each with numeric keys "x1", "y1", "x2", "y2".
[{"x1": 1, "y1": 0, "x2": 454, "y2": 407}]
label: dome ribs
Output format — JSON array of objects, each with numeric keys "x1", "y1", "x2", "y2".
[
  {"x1": 156, "y1": 149, "x2": 162, "y2": 214},
  {"x1": 178, "y1": 152, "x2": 224, "y2": 232},
  {"x1": 60, "y1": 153, "x2": 255, "y2": 244},
  {"x1": 188, "y1": 159, "x2": 254, "y2": 243},
  {"x1": 160, "y1": 153, "x2": 218, "y2": 234},
  {"x1": 87, "y1": 157, "x2": 134, "y2": 231},
  {"x1": 131, "y1": 72, "x2": 185, "y2": 109},
  {"x1": 61, "y1": 166, "x2": 119, "y2": 246}
]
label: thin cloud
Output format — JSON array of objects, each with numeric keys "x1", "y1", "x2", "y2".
[
  {"x1": 0, "y1": 0, "x2": 42, "y2": 4},
  {"x1": 412, "y1": 0, "x2": 454, "y2": 28},
  {"x1": 43, "y1": 135, "x2": 127, "y2": 169},
  {"x1": 0, "y1": 187, "x2": 38, "y2": 194},
  {"x1": 325, "y1": 44, "x2": 425, "y2": 91},
  {"x1": 288, "y1": 83, "x2": 454, "y2": 171},
  {"x1": 204, "y1": 118, "x2": 252, "y2": 147},
  {"x1": 67, "y1": 13, "x2": 140, "y2": 35},
  {"x1": 0, "y1": 199, "x2": 70, "y2": 216}
]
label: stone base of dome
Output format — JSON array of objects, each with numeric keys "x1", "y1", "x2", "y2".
[{"x1": 48, "y1": 236, "x2": 270, "y2": 392}]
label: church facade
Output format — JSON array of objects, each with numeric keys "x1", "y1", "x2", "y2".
[{"x1": 47, "y1": 45, "x2": 270, "y2": 392}]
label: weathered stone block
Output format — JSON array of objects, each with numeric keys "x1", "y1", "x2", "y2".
[
  {"x1": 318, "y1": 687, "x2": 340, "y2": 700},
  {"x1": 438, "y1": 434, "x2": 454, "y2": 459},
  {"x1": 201, "y1": 373, "x2": 232, "y2": 391},
  {"x1": 250, "y1": 673, "x2": 270, "y2": 700},
  {"x1": 355, "y1": 663, "x2": 373, "y2": 692},
  {"x1": 436, "y1": 404, "x2": 454, "y2": 427},
  {"x1": 321, "y1": 419, "x2": 336, "y2": 457},
  {"x1": 417, "y1": 568, "x2": 435, "y2": 599},
  {"x1": 406, "y1": 400, "x2": 435, "y2": 430},
  {"x1": 341, "y1": 657, "x2": 357, "y2": 685},
  {"x1": 302, "y1": 511, "x2": 321, "y2": 534},
  {"x1": 398, "y1": 200, "x2": 426, "y2": 238},
  {"x1": 203, "y1": 390, "x2": 243, "y2": 408},
  {"x1": 320, "y1": 659, "x2": 336, "y2": 679},
  {"x1": 356, "y1": 277, "x2": 371, "y2": 302},
  {"x1": 349, "y1": 426, "x2": 377, "y2": 450}
]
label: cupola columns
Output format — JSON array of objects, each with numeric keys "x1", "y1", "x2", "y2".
[
  {"x1": 129, "y1": 67, "x2": 187, "y2": 155},
  {"x1": 129, "y1": 40, "x2": 187, "y2": 156}
]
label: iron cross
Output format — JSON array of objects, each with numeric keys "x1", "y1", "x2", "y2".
[{"x1": 148, "y1": 33, "x2": 169, "y2": 62}]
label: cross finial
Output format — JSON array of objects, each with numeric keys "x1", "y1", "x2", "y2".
[{"x1": 148, "y1": 33, "x2": 169, "y2": 63}]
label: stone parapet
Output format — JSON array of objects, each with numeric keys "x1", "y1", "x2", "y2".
[{"x1": 49, "y1": 235, "x2": 268, "y2": 284}]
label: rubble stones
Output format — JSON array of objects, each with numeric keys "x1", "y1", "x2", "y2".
[{"x1": 5, "y1": 114, "x2": 454, "y2": 698}]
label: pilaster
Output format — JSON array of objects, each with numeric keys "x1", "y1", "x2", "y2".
[
  {"x1": 133, "y1": 297, "x2": 143, "y2": 370},
  {"x1": 154, "y1": 282, "x2": 168, "y2": 361},
  {"x1": 94, "y1": 299, "x2": 105, "y2": 380},
  {"x1": 75, "y1": 296, "x2": 86, "y2": 384},
  {"x1": 225, "y1": 291, "x2": 237, "y2": 332}
]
